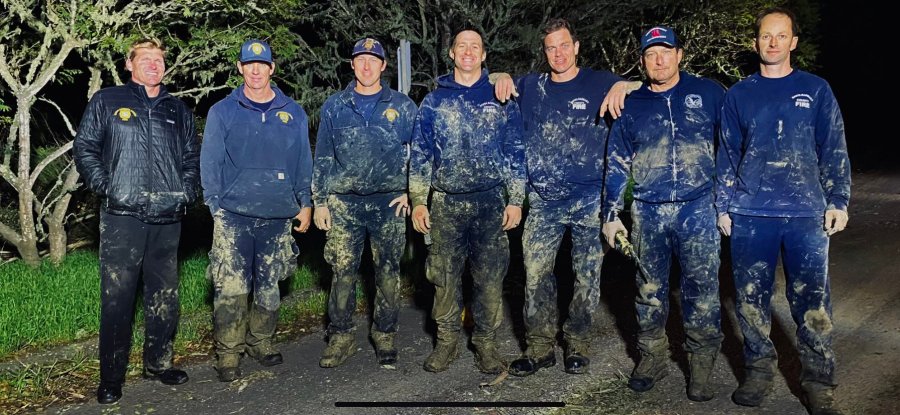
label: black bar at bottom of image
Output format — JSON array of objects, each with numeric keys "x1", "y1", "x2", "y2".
[{"x1": 335, "y1": 401, "x2": 565, "y2": 408}]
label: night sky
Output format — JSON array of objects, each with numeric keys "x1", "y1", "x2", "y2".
[{"x1": 819, "y1": 1, "x2": 889, "y2": 170}]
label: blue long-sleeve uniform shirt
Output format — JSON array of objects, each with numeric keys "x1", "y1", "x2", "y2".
[
  {"x1": 603, "y1": 72, "x2": 725, "y2": 222},
  {"x1": 313, "y1": 81, "x2": 417, "y2": 206},
  {"x1": 201, "y1": 85, "x2": 313, "y2": 219},
  {"x1": 715, "y1": 70, "x2": 850, "y2": 217},
  {"x1": 515, "y1": 68, "x2": 622, "y2": 201},
  {"x1": 409, "y1": 70, "x2": 526, "y2": 207}
]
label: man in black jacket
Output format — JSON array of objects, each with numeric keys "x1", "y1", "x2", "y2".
[{"x1": 74, "y1": 38, "x2": 199, "y2": 405}]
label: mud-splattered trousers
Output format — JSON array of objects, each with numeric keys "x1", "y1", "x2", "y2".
[
  {"x1": 324, "y1": 193, "x2": 406, "y2": 335},
  {"x1": 427, "y1": 188, "x2": 509, "y2": 346},
  {"x1": 522, "y1": 192, "x2": 603, "y2": 352},
  {"x1": 631, "y1": 195, "x2": 722, "y2": 356},
  {"x1": 98, "y1": 211, "x2": 181, "y2": 386},
  {"x1": 208, "y1": 211, "x2": 298, "y2": 357},
  {"x1": 730, "y1": 215, "x2": 835, "y2": 386}
]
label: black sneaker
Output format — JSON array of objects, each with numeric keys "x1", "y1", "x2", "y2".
[
  {"x1": 564, "y1": 353, "x2": 590, "y2": 374},
  {"x1": 96, "y1": 383, "x2": 122, "y2": 404},
  {"x1": 509, "y1": 351, "x2": 556, "y2": 377},
  {"x1": 142, "y1": 368, "x2": 189, "y2": 385}
]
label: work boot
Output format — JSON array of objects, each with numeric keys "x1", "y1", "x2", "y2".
[
  {"x1": 473, "y1": 342, "x2": 507, "y2": 374},
  {"x1": 371, "y1": 331, "x2": 398, "y2": 365},
  {"x1": 319, "y1": 333, "x2": 358, "y2": 368},
  {"x1": 247, "y1": 341, "x2": 283, "y2": 367},
  {"x1": 564, "y1": 340, "x2": 590, "y2": 374},
  {"x1": 687, "y1": 353, "x2": 717, "y2": 402},
  {"x1": 424, "y1": 338, "x2": 460, "y2": 373},
  {"x1": 216, "y1": 354, "x2": 241, "y2": 382},
  {"x1": 732, "y1": 373, "x2": 773, "y2": 407},
  {"x1": 628, "y1": 352, "x2": 669, "y2": 392},
  {"x1": 509, "y1": 345, "x2": 556, "y2": 377},
  {"x1": 802, "y1": 383, "x2": 844, "y2": 415}
]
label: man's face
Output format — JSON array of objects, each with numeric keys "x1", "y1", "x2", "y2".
[
  {"x1": 449, "y1": 30, "x2": 486, "y2": 73},
  {"x1": 754, "y1": 13, "x2": 798, "y2": 66},
  {"x1": 641, "y1": 45, "x2": 682, "y2": 85},
  {"x1": 238, "y1": 61, "x2": 275, "y2": 91},
  {"x1": 543, "y1": 28, "x2": 579, "y2": 75},
  {"x1": 126, "y1": 47, "x2": 165, "y2": 87},
  {"x1": 352, "y1": 54, "x2": 386, "y2": 88}
]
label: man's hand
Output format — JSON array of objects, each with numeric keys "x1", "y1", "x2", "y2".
[
  {"x1": 502, "y1": 205, "x2": 523, "y2": 231},
  {"x1": 314, "y1": 206, "x2": 331, "y2": 231},
  {"x1": 717, "y1": 213, "x2": 732, "y2": 237},
  {"x1": 389, "y1": 194, "x2": 410, "y2": 217},
  {"x1": 599, "y1": 80, "x2": 641, "y2": 119},
  {"x1": 602, "y1": 219, "x2": 627, "y2": 248},
  {"x1": 294, "y1": 207, "x2": 312, "y2": 233},
  {"x1": 824, "y1": 209, "x2": 849, "y2": 236},
  {"x1": 412, "y1": 205, "x2": 431, "y2": 234},
  {"x1": 490, "y1": 73, "x2": 518, "y2": 103}
]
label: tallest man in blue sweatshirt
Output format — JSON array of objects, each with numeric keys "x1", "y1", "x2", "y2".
[{"x1": 716, "y1": 8, "x2": 850, "y2": 415}]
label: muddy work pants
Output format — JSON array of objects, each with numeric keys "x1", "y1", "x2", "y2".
[
  {"x1": 324, "y1": 193, "x2": 406, "y2": 335},
  {"x1": 426, "y1": 188, "x2": 509, "y2": 346},
  {"x1": 98, "y1": 210, "x2": 181, "y2": 386},
  {"x1": 631, "y1": 195, "x2": 723, "y2": 356},
  {"x1": 208, "y1": 211, "x2": 298, "y2": 358},
  {"x1": 730, "y1": 214, "x2": 835, "y2": 386},
  {"x1": 521, "y1": 192, "x2": 604, "y2": 353}
]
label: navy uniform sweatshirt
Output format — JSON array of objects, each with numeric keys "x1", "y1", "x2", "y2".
[
  {"x1": 515, "y1": 68, "x2": 621, "y2": 201},
  {"x1": 603, "y1": 72, "x2": 725, "y2": 222},
  {"x1": 312, "y1": 81, "x2": 417, "y2": 205},
  {"x1": 201, "y1": 85, "x2": 313, "y2": 219},
  {"x1": 715, "y1": 70, "x2": 850, "y2": 217},
  {"x1": 409, "y1": 70, "x2": 526, "y2": 207}
]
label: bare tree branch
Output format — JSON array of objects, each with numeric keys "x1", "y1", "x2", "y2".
[
  {"x1": 29, "y1": 141, "x2": 73, "y2": 189},
  {"x1": 37, "y1": 97, "x2": 77, "y2": 136},
  {"x1": 0, "y1": 221, "x2": 23, "y2": 246}
]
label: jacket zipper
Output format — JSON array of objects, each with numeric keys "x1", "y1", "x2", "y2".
[{"x1": 665, "y1": 96, "x2": 677, "y2": 201}]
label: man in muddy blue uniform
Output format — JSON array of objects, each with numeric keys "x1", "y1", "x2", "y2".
[
  {"x1": 492, "y1": 18, "x2": 636, "y2": 377},
  {"x1": 602, "y1": 26, "x2": 724, "y2": 401},
  {"x1": 201, "y1": 39, "x2": 313, "y2": 382},
  {"x1": 410, "y1": 28, "x2": 526, "y2": 374},
  {"x1": 716, "y1": 8, "x2": 850, "y2": 415},
  {"x1": 313, "y1": 37, "x2": 417, "y2": 368}
]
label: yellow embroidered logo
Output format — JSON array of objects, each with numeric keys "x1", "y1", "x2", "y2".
[
  {"x1": 114, "y1": 108, "x2": 137, "y2": 121},
  {"x1": 276, "y1": 111, "x2": 293, "y2": 124},
  {"x1": 364, "y1": 38, "x2": 376, "y2": 50},
  {"x1": 383, "y1": 108, "x2": 399, "y2": 123},
  {"x1": 250, "y1": 42, "x2": 265, "y2": 56}
]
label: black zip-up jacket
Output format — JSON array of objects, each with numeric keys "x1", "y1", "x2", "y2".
[{"x1": 74, "y1": 81, "x2": 200, "y2": 224}]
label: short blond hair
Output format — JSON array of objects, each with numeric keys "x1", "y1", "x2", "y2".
[{"x1": 128, "y1": 38, "x2": 166, "y2": 61}]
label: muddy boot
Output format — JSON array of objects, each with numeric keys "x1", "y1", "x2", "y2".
[
  {"x1": 732, "y1": 372, "x2": 773, "y2": 407},
  {"x1": 802, "y1": 383, "x2": 844, "y2": 415},
  {"x1": 564, "y1": 340, "x2": 591, "y2": 374},
  {"x1": 424, "y1": 336, "x2": 460, "y2": 373},
  {"x1": 319, "y1": 333, "x2": 358, "y2": 368},
  {"x1": 371, "y1": 331, "x2": 398, "y2": 365},
  {"x1": 509, "y1": 344, "x2": 556, "y2": 377},
  {"x1": 687, "y1": 353, "x2": 717, "y2": 402},
  {"x1": 247, "y1": 341, "x2": 283, "y2": 367},
  {"x1": 628, "y1": 352, "x2": 669, "y2": 392},
  {"x1": 215, "y1": 354, "x2": 241, "y2": 382},
  {"x1": 473, "y1": 341, "x2": 506, "y2": 375}
]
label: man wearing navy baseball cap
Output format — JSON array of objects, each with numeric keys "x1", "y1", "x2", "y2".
[
  {"x1": 602, "y1": 24, "x2": 726, "y2": 401},
  {"x1": 313, "y1": 36, "x2": 417, "y2": 369},
  {"x1": 201, "y1": 38, "x2": 313, "y2": 382}
]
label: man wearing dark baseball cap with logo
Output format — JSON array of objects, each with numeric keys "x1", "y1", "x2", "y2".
[
  {"x1": 602, "y1": 25, "x2": 726, "y2": 401},
  {"x1": 313, "y1": 37, "x2": 417, "y2": 369},
  {"x1": 201, "y1": 39, "x2": 313, "y2": 382}
]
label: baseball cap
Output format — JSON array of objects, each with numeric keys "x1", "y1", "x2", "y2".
[
  {"x1": 240, "y1": 39, "x2": 273, "y2": 64},
  {"x1": 640, "y1": 26, "x2": 677, "y2": 52},
  {"x1": 352, "y1": 37, "x2": 386, "y2": 61}
]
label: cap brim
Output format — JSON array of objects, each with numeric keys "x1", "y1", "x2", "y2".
[
  {"x1": 641, "y1": 41, "x2": 676, "y2": 52},
  {"x1": 240, "y1": 58, "x2": 273, "y2": 64},
  {"x1": 352, "y1": 51, "x2": 385, "y2": 60}
]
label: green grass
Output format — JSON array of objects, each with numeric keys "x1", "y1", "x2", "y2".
[{"x1": 0, "y1": 250, "x2": 324, "y2": 359}]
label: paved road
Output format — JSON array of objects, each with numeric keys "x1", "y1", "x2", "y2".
[{"x1": 52, "y1": 171, "x2": 900, "y2": 415}]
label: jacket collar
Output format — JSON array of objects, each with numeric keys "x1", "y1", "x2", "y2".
[
  {"x1": 339, "y1": 80, "x2": 393, "y2": 105},
  {"x1": 231, "y1": 84, "x2": 292, "y2": 112}
]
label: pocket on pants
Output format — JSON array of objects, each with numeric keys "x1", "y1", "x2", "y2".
[{"x1": 277, "y1": 229, "x2": 300, "y2": 281}]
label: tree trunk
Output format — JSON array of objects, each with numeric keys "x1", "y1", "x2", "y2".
[
  {"x1": 46, "y1": 167, "x2": 80, "y2": 265},
  {"x1": 15, "y1": 95, "x2": 40, "y2": 266}
]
